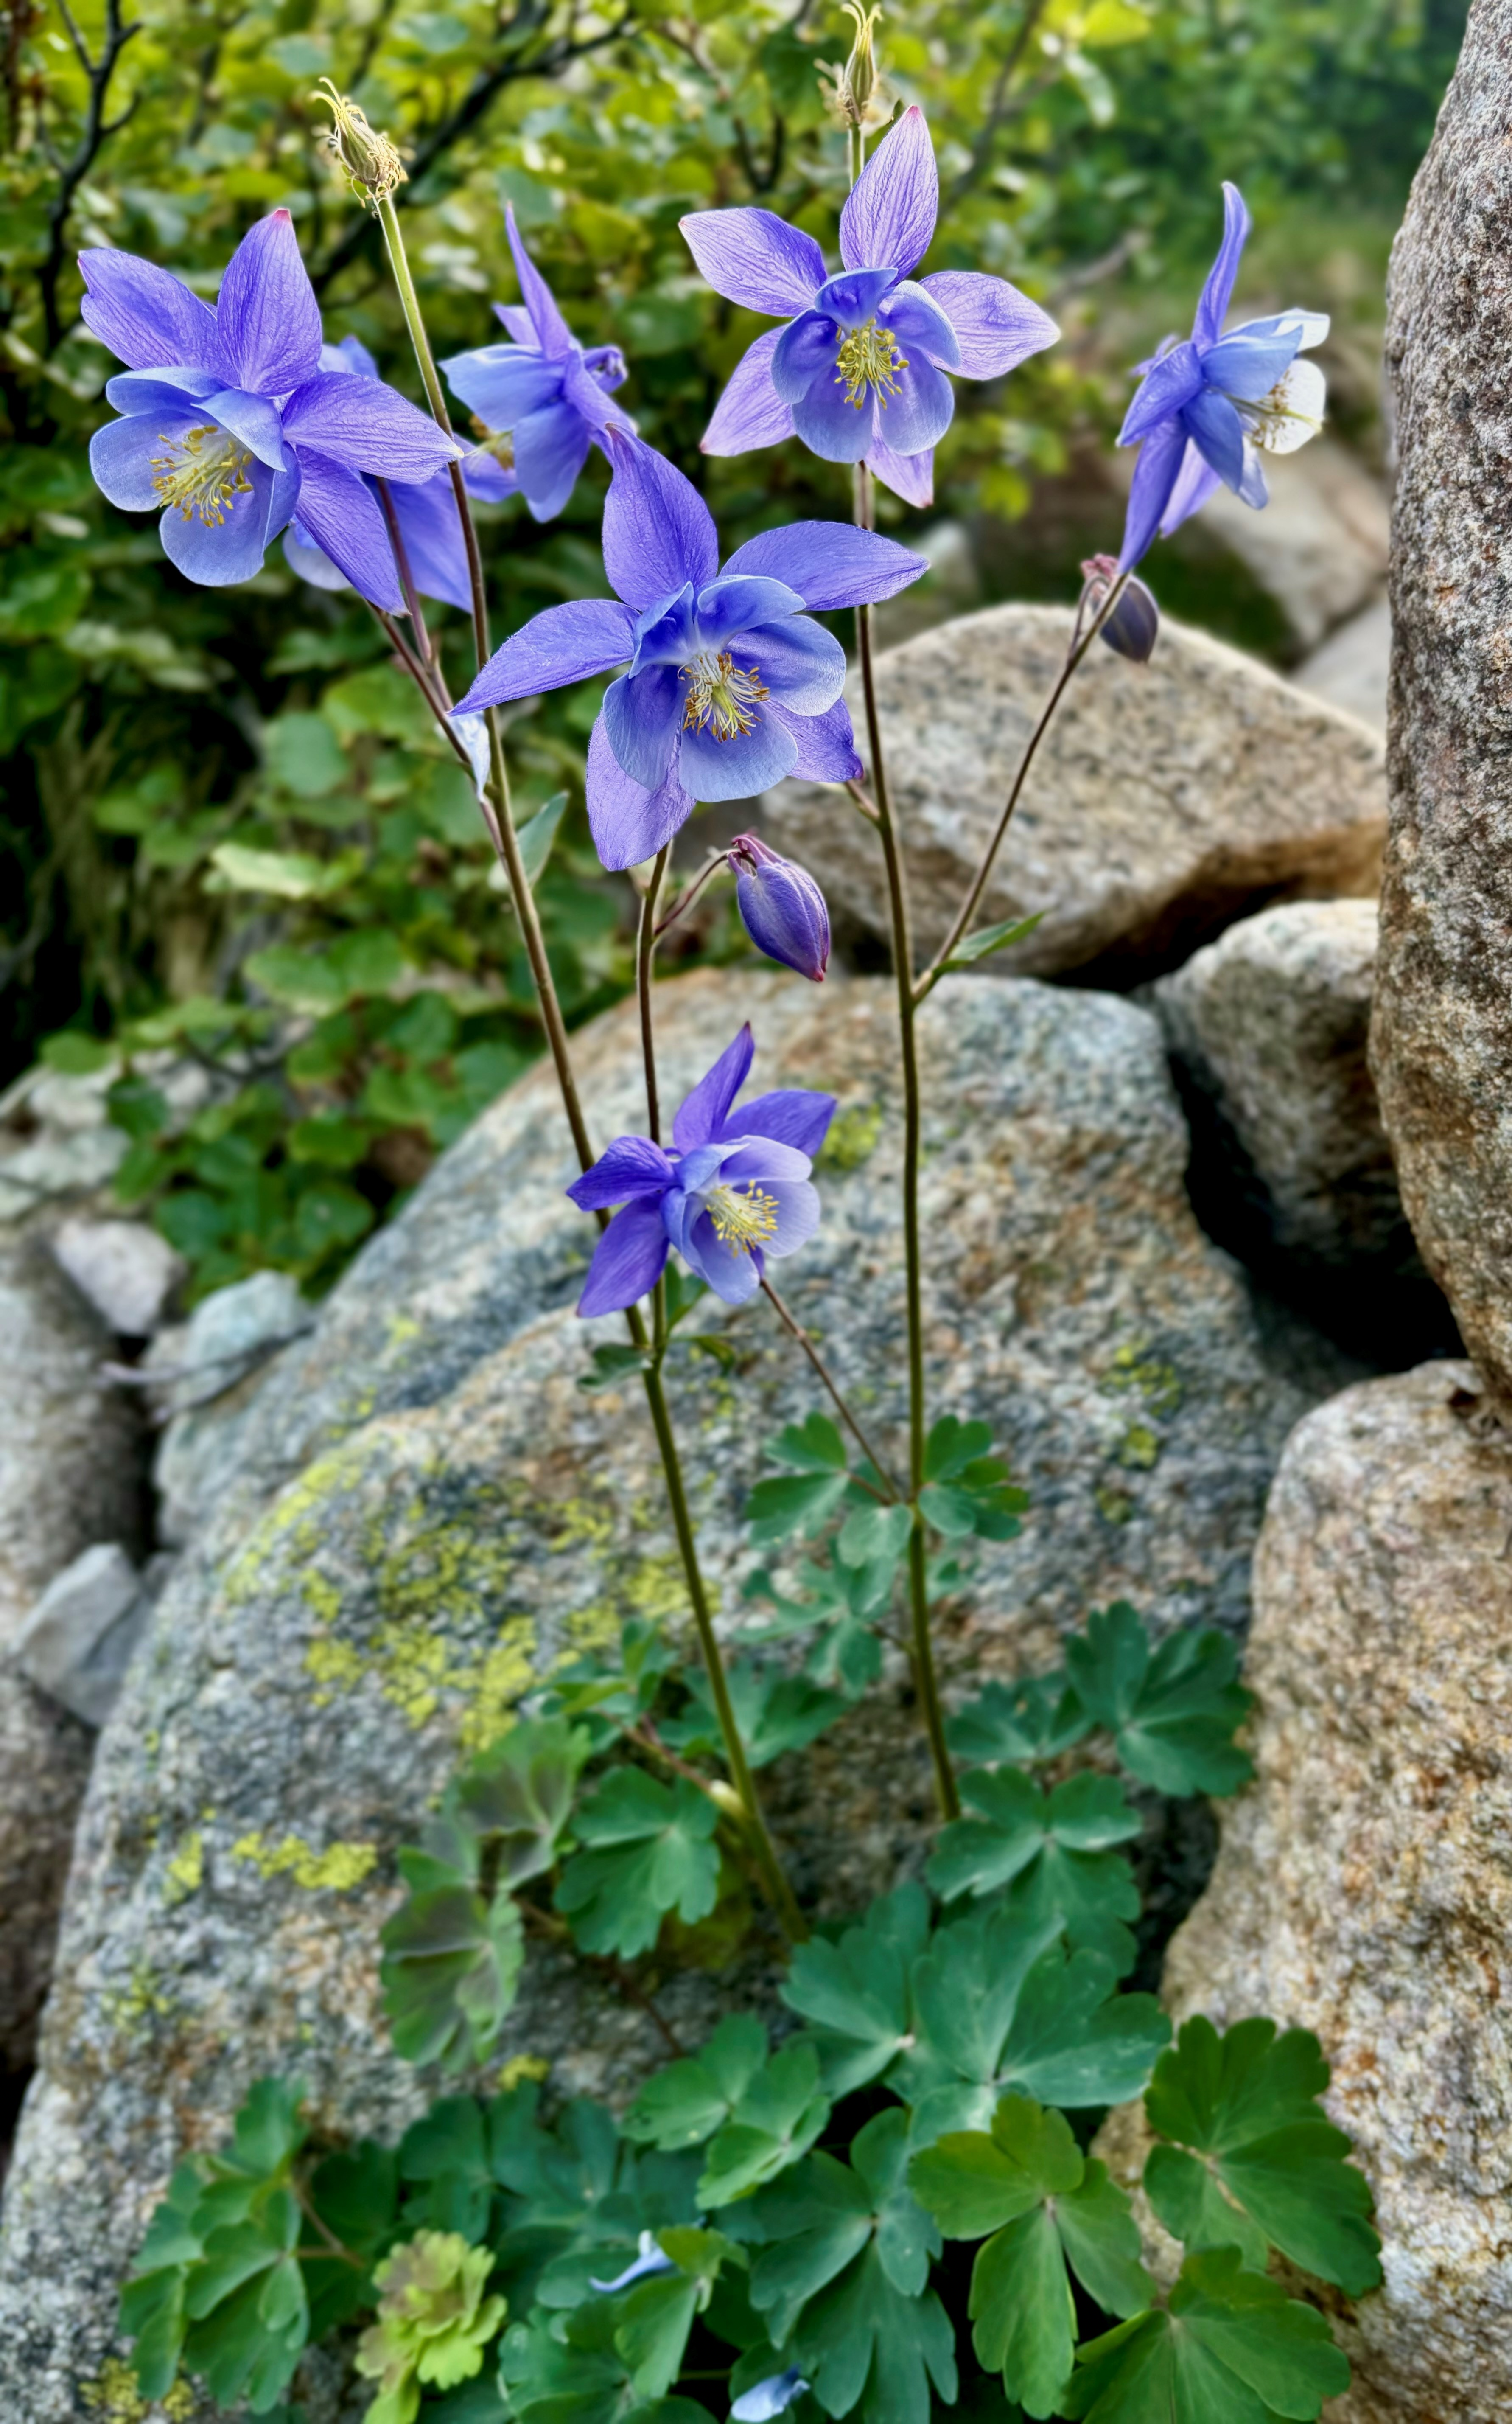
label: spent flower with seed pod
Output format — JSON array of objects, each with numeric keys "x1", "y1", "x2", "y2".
[
  {"x1": 729, "y1": 833, "x2": 831, "y2": 982},
  {"x1": 441, "y1": 204, "x2": 635, "y2": 522},
  {"x1": 316, "y1": 77, "x2": 407, "y2": 202},
  {"x1": 81, "y1": 212, "x2": 461, "y2": 603},
  {"x1": 1117, "y1": 181, "x2": 1329, "y2": 571},
  {"x1": 818, "y1": 0, "x2": 890, "y2": 132},
  {"x1": 681, "y1": 103, "x2": 1057, "y2": 507},
  {"x1": 354, "y1": 2230, "x2": 506, "y2": 2424},
  {"x1": 566, "y1": 1024, "x2": 834, "y2": 1313},
  {"x1": 454, "y1": 432, "x2": 926, "y2": 869}
]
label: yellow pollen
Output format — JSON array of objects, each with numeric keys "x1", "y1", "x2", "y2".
[
  {"x1": 680, "y1": 648, "x2": 769, "y2": 743},
  {"x1": 834, "y1": 320, "x2": 908, "y2": 409},
  {"x1": 706, "y1": 1181, "x2": 780, "y2": 1253},
  {"x1": 1245, "y1": 379, "x2": 1324, "y2": 450},
  {"x1": 151, "y1": 426, "x2": 255, "y2": 527}
]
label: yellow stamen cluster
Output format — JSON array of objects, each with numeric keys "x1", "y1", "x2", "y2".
[
  {"x1": 680, "y1": 649, "x2": 770, "y2": 743},
  {"x1": 469, "y1": 418, "x2": 515, "y2": 470},
  {"x1": 834, "y1": 320, "x2": 907, "y2": 410},
  {"x1": 706, "y1": 1182, "x2": 781, "y2": 1253},
  {"x1": 151, "y1": 426, "x2": 254, "y2": 527},
  {"x1": 1246, "y1": 378, "x2": 1324, "y2": 452}
]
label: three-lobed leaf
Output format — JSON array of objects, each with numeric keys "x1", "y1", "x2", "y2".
[
  {"x1": 555, "y1": 1770, "x2": 721, "y2": 1959},
  {"x1": 780, "y1": 1882, "x2": 932, "y2": 2095},
  {"x1": 380, "y1": 1842, "x2": 526, "y2": 2070},
  {"x1": 1142, "y1": 2014, "x2": 1382, "y2": 2294},
  {"x1": 453, "y1": 1717, "x2": 591, "y2": 1886},
  {"x1": 661, "y1": 1661, "x2": 851, "y2": 1770},
  {"x1": 624, "y1": 2013, "x2": 770, "y2": 2153},
  {"x1": 927, "y1": 1768, "x2": 1141, "y2": 1964},
  {"x1": 1064, "y1": 1603, "x2": 1253, "y2": 1798},
  {"x1": 696, "y1": 2040, "x2": 832, "y2": 2206},
  {"x1": 1061, "y1": 2247, "x2": 1352, "y2": 2423},
  {"x1": 946, "y1": 1674, "x2": 1091, "y2": 1770}
]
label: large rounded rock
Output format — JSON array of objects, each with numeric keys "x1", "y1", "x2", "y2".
[
  {"x1": 0, "y1": 1238, "x2": 144, "y2": 2073},
  {"x1": 763, "y1": 603, "x2": 1385, "y2": 984},
  {"x1": 0, "y1": 968, "x2": 1327, "y2": 2411},
  {"x1": 1156, "y1": 1360, "x2": 1512, "y2": 2422},
  {"x1": 1374, "y1": 0, "x2": 1512, "y2": 1406}
]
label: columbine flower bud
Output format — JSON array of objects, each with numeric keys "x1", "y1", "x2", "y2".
[
  {"x1": 819, "y1": 2, "x2": 891, "y2": 132},
  {"x1": 728, "y1": 835, "x2": 831, "y2": 983},
  {"x1": 1080, "y1": 552, "x2": 1159, "y2": 665},
  {"x1": 316, "y1": 79, "x2": 407, "y2": 203}
]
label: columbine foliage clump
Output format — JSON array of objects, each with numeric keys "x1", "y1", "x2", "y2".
[{"x1": 104, "y1": 38, "x2": 1372, "y2": 2424}]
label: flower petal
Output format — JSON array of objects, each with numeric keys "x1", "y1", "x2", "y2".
[
  {"x1": 214, "y1": 210, "x2": 322, "y2": 397},
  {"x1": 879, "y1": 278, "x2": 960, "y2": 368},
  {"x1": 792, "y1": 365, "x2": 875, "y2": 462},
  {"x1": 158, "y1": 456, "x2": 280, "y2": 588},
  {"x1": 715, "y1": 1138, "x2": 812, "y2": 1185},
  {"x1": 680, "y1": 702, "x2": 798, "y2": 802},
  {"x1": 566, "y1": 1134, "x2": 676, "y2": 1212},
  {"x1": 283, "y1": 519, "x2": 349, "y2": 591},
  {"x1": 630, "y1": 585, "x2": 699, "y2": 671},
  {"x1": 1118, "y1": 340, "x2": 1204, "y2": 446},
  {"x1": 679, "y1": 207, "x2": 826, "y2": 316},
  {"x1": 678, "y1": 1209, "x2": 764, "y2": 1304},
  {"x1": 702, "y1": 328, "x2": 797, "y2": 457},
  {"x1": 1200, "y1": 326, "x2": 1303, "y2": 403},
  {"x1": 577, "y1": 1197, "x2": 670, "y2": 1316},
  {"x1": 90, "y1": 412, "x2": 177, "y2": 512},
  {"x1": 1191, "y1": 182, "x2": 1252, "y2": 350},
  {"x1": 506, "y1": 201, "x2": 576, "y2": 361},
  {"x1": 1117, "y1": 415, "x2": 1190, "y2": 571},
  {"x1": 749, "y1": 1175, "x2": 820, "y2": 1259},
  {"x1": 462, "y1": 447, "x2": 518, "y2": 504},
  {"x1": 456, "y1": 598, "x2": 636, "y2": 713},
  {"x1": 389, "y1": 471, "x2": 473, "y2": 611},
  {"x1": 560, "y1": 351, "x2": 631, "y2": 435},
  {"x1": 585, "y1": 713, "x2": 695, "y2": 870},
  {"x1": 733, "y1": 617, "x2": 846, "y2": 716},
  {"x1": 202, "y1": 386, "x2": 290, "y2": 471},
  {"x1": 1182, "y1": 384, "x2": 1248, "y2": 492},
  {"x1": 281, "y1": 373, "x2": 464, "y2": 482},
  {"x1": 442, "y1": 344, "x2": 564, "y2": 430},
  {"x1": 104, "y1": 365, "x2": 223, "y2": 413},
  {"x1": 771, "y1": 313, "x2": 842, "y2": 405},
  {"x1": 866, "y1": 430, "x2": 934, "y2": 508},
  {"x1": 331, "y1": 333, "x2": 380, "y2": 378},
  {"x1": 767, "y1": 696, "x2": 863, "y2": 782},
  {"x1": 722, "y1": 522, "x2": 928, "y2": 610},
  {"x1": 694, "y1": 575, "x2": 806, "y2": 649},
  {"x1": 513, "y1": 396, "x2": 593, "y2": 520},
  {"x1": 918, "y1": 269, "x2": 1058, "y2": 379},
  {"x1": 1158, "y1": 437, "x2": 1223, "y2": 538},
  {"x1": 673, "y1": 1024, "x2": 756, "y2": 1150},
  {"x1": 876, "y1": 351, "x2": 955, "y2": 455},
  {"x1": 720, "y1": 1089, "x2": 837, "y2": 1157},
  {"x1": 493, "y1": 303, "x2": 535, "y2": 345},
  {"x1": 813, "y1": 267, "x2": 901, "y2": 325},
  {"x1": 602, "y1": 665, "x2": 683, "y2": 791},
  {"x1": 840, "y1": 102, "x2": 938, "y2": 278},
  {"x1": 289, "y1": 452, "x2": 402, "y2": 609},
  {"x1": 1248, "y1": 355, "x2": 1327, "y2": 454},
  {"x1": 602, "y1": 434, "x2": 719, "y2": 610},
  {"x1": 77, "y1": 247, "x2": 229, "y2": 378}
]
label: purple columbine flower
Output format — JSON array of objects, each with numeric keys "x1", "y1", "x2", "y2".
[
  {"x1": 731, "y1": 2368, "x2": 810, "y2": 2421},
  {"x1": 566, "y1": 1024, "x2": 834, "y2": 1316},
  {"x1": 283, "y1": 335, "x2": 515, "y2": 611},
  {"x1": 454, "y1": 432, "x2": 926, "y2": 871},
  {"x1": 1116, "y1": 183, "x2": 1328, "y2": 572},
  {"x1": 588, "y1": 2232, "x2": 677, "y2": 2294},
  {"x1": 729, "y1": 834, "x2": 830, "y2": 982},
  {"x1": 680, "y1": 103, "x2": 1057, "y2": 508},
  {"x1": 80, "y1": 211, "x2": 462, "y2": 606},
  {"x1": 441, "y1": 204, "x2": 634, "y2": 522}
]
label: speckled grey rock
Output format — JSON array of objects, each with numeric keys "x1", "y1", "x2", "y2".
[
  {"x1": 51, "y1": 1218, "x2": 184, "y2": 1339},
  {"x1": 1155, "y1": 900, "x2": 1398, "y2": 1266},
  {"x1": 764, "y1": 604, "x2": 1385, "y2": 984},
  {"x1": 0, "y1": 968, "x2": 1327, "y2": 2413},
  {"x1": 1145, "y1": 1361, "x2": 1512, "y2": 2423},
  {"x1": 0, "y1": 1237, "x2": 144, "y2": 2073},
  {"x1": 148, "y1": 1270, "x2": 313, "y2": 1547},
  {"x1": 1373, "y1": 2, "x2": 1512, "y2": 1410},
  {"x1": 15, "y1": 1544, "x2": 153, "y2": 1729}
]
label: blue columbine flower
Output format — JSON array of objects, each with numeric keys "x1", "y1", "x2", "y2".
[
  {"x1": 731, "y1": 2367, "x2": 810, "y2": 2422},
  {"x1": 680, "y1": 103, "x2": 1057, "y2": 508},
  {"x1": 283, "y1": 335, "x2": 515, "y2": 611},
  {"x1": 441, "y1": 203, "x2": 635, "y2": 522},
  {"x1": 588, "y1": 2232, "x2": 678, "y2": 2294},
  {"x1": 80, "y1": 211, "x2": 462, "y2": 606},
  {"x1": 454, "y1": 432, "x2": 926, "y2": 870},
  {"x1": 566, "y1": 1024, "x2": 835, "y2": 1316},
  {"x1": 1117, "y1": 182, "x2": 1329, "y2": 572}
]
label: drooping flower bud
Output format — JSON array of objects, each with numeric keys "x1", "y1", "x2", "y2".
[
  {"x1": 728, "y1": 834, "x2": 831, "y2": 983},
  {"x1": 1080, "y1": 552, "x2": 1159, "y2": 665},
  {"x1": 316, "y1": 79, "x2": 407, "y2": 203},
  {"x1": 819, "y1": 3, "x2": 891, "y2": 132}
]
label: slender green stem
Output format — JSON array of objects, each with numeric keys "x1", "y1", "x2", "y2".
[
  {"x1": 916, "y1": 571, "x2": 1131, "y2": 1000},
  {"x1": 759, "y1": 1277, "x2": 902, "y2": 1495},
  {"x1": 375, "y1": 477, "x2": 438, "y2": 676},
  {"x1": 638, "y1": 847, "x2": 669, "y2": 1147}
]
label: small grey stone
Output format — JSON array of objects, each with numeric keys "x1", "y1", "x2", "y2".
[
  {"x1": 148, "y1": 1271, "x2": 311, "y2": 1547},
  {"x1": 15, "y1": 1544, "x2": 150, "y2": 1728},
  {"x1": 1293, "y1": 592, "x2": 1389, "y2": 740},
  {"x1": 51, "y1": 1218, "x2": 184, "y2": 1338},
  {"x1": 764, "y1": 604, "x2": 1385, "y2": 985}
]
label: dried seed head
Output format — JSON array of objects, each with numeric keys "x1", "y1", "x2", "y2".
[{"x1": 818, "y1": 2, "x2": 891, "y2": 132}]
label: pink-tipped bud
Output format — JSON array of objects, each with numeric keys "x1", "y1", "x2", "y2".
[
  {"x1": 1080, "y1": 553, "x2": 1159, "y2": 664},
  {"x1": 728, "y1": 834, "x2": 831, "y2": 983}
]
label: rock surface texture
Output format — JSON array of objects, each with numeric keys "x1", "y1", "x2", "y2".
[
  {"x1": 0, "y1": 966, "x2": 1330, "y2": 2413},
  {"x1": 1375, "y1": 0, "x2": 1512, "y2": 1406},
  {"x1": 1157, "y1": 1361, "x2": 1512, "y2": 2423},
  {"x1": 764, "y1": 605, "x2": 1385, "y2": 984},
  {"x1": 0, "y1": 1237, "x2": 143, "y2": 2073}
]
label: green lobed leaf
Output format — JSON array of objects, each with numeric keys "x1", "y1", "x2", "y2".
[
  {"x1": 910, "y1": 2095, "x2": 1148, "y2": 2418},
  {"x1": 780, "y1": 1882, "x2": 932, "y2": 2096},
  {"x1": 661, "y1": 1661, "x2": 851, "y2": 1769},
  {"x1": 1064, "y1": 1603, "x2": 1254, "y2": 1798},
  {"x1": 615, "y1": 2226, "x2": 745, "y2": 2399},
  {"x1": 946, "y1": 1675, "x2": 1091, "y2": 1770},
  {"x1": 119, "y1": 2159, "x2": 206, "y2": 2398},
  {"x1": 578, "y1": 1342, "x2": 653, "y2": 1394},
  {"x1": 834, "y1": 1499, "x2": 913, "y2": 1574},
  {"x1": 772, "y1": 1413, "x2": 849, "y2": 1473},
  {"x1": 623, "y1": 2014, "x2": 770, "y2": 2152},
  {"x1": 927, "y1": 1768, "x2": 1141, "y2": 1961},
  {"x1": 452, "y1": 1717, "x2": 591, "y2": 1886},
  {"x1": 182, "y1": 2182, "x2": 310, "y2": 2415},
  {"x1": 1061, "y1": 2247, "x2": 1352, "y2": 2423},
  {"x1": 554, "y1": 1770, "x2": 721, "y2": 1959},
  {"x1": 380, "y1": 1851, "x2": 525, "y2": 2071},
  {"x1": 499, "y1": 2294, "x2": 714, "y2": 2424},
  {"x1": 1142, "y1": 2015, "x2": 1382, "y2": 2295},
  {"x1": 746, "y1": 1469, "x2": 852, "y2": 1544},
  {"x1": 696, "y1": 2040, "x2": 832, "y2": 2206}
]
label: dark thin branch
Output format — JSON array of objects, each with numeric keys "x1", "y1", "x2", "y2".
[
  {"x1": 39, "y1": 0, "x2": 139, "y2": 352},
  {"x1": 946, "y1": 0, "x2": 1050, "y2": 210}
]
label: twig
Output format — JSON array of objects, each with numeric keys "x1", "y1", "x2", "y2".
[
  {"x1": 39, "y1": 0, "x2": 139, "y2": 352},
  {"x1": 946, "y1": 0, "x2": 1051, "y2": 211}
]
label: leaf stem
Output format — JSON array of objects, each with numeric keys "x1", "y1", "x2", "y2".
[
  {"x1": 850, "y1": 458, "x2": 958, "y2": 1823},
  {"x1": 759, "y1": 1277, "x2": 902, "y2": 1496}
]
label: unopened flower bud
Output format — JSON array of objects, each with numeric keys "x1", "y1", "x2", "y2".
[
  {"x1": 819, "y1": 2, "x2": 890, "y2": 132},
  {"x1": 729, "y1": 834, "x2": 831, "y2": 983},
  {"x1": 1080, "y1": 552, "x2": 1159, "y2": 665},
  {"x1": 317, "y1": 79, "x2": 407, "y2": 203}
]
